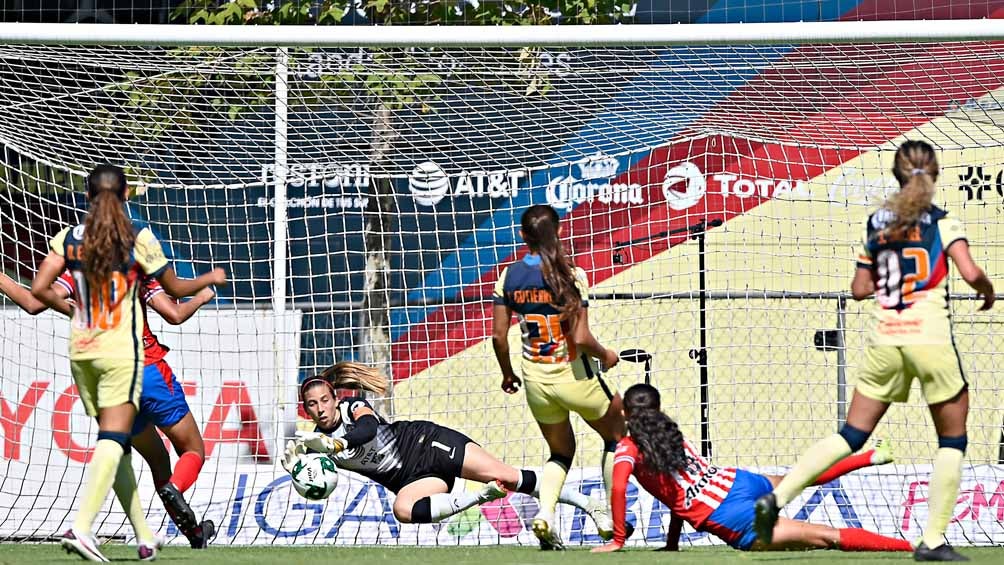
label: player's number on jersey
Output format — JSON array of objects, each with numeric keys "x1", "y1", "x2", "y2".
[
  {"x1": 876, "y1": 248, "x2": 929, "y2": 308},
  {"x1": 71, "y1": 270, "x2": 129, "y2": 330},
  {"x1": 522, "y1": 313, "x2": 565, "y2": 362}
]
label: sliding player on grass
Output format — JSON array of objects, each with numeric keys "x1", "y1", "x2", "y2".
[
  {"x1": 30, "y1": 164, "x2": 225, "y2": 561},
  {"x1": 592, "y1": 384, "x2": 908, "y2": 555},
  {"x1": 0, "y1": 270, "x2": 217, "y2": 549},
  {"x1": 491, "y1": 204, "x2": 625, "y2": 549},
  {"x1": 284, "y1": 362, "x2": 613, "y2": 534},
  {"x1": 753, "y1": 141, "x2": 994, "y2": 562}
]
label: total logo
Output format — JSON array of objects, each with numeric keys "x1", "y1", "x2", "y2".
[
  {"x1": 662, "y1": 161, "x2": 810, "y2": 208},
  {"x1": 408, "y1": 162, "x2": 526, "y2": 206},
  {"x1": 546, "y1": 154, "x2": 644, "y2": 210}
]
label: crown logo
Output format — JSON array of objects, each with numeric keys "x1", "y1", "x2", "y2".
[{"x1": 578, "y1": 153, "x2": 620, "y2": 180}]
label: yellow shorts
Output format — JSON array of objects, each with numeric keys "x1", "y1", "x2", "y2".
[
  {"x1": 70, "y1": 358, "x2": 143, "y2": 417},
  {"x1": 855, "y1": 344, "x2": 967, "y2": 405},
  {"x1": 524, "y1": 376, "x2": 616, "y2": 425}
]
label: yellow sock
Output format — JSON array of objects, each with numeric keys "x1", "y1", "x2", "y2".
[
  {"x1": 773, "y1": 434, "x2": 852, "y2": 507},
  {"x1": 112, "y1": 453, "x2": 156, "y2": 544},
  {"x1": 73, "y1": 439, "x2": 125, "y2": 535},
  {"x1": 923, "y1": 447, "x2": 964, "y2": 549},
  {"x1": 538, "y1": 460, "x2": 569, "y2": 519},
  {"x1": 601, "y1": 450, "x2": 614, "y2": 503}
]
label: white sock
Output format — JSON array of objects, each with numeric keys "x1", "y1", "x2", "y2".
[
  {"x1": 525, "y1": 469, "x2": 593, "y2": 511},
  {"x1": 428, "y1": 491, "x2": 483, "y2": 522}
]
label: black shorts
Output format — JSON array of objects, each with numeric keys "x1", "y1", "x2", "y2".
[{"x1": 387, "y1": 420, "x2": 475, "y2": 493}]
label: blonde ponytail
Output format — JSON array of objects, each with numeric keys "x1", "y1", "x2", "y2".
[
  {"x1": 886, "y1": 140, "x2": 938, "y2": 239},
  {"x1": 319, "y1": 362, "x2": 389, "y2": 396}
]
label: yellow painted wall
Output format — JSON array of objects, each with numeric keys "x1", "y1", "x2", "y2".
[{"x1": 393, "y1": 97, "x2": 1004, "y2": 471}]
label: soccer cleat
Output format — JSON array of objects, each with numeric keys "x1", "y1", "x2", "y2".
[
  {"x1": 753, "y1": 492, "x2": 779, "y2": 545},
  {"x1": 478, "y1": 480, "x2": 508, "y2": 503},
  {"x1": 914, "y1": 543, "x2": 970, "y2": 562},
  {"x1": 871, "y1": 439, "x2": 895, "y2": 465},
  {"x1": 157, "y1": 483, "x2": 199, "y2": 538},
  {"x1": 187, "y1": 519, "x2": 216, "y2": 549},
  {"x1": 586, "y1": 498, "x2": 614, "y2": 541},
  {"x1": 137, "y1": 536, "x2": 162, "y2": 562},
  {"x1": 60, "y1": 528, "x2": 109, "y2": 562},
  {"x1": 531, "y1": 517, "x2": 565, "y2": 551}
]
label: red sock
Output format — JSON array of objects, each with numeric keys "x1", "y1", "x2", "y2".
[
  {"x1": 169, "y1": 451, "x2": 204, "y2": 493},
  {"x1": 839, "y1": 528, "x2": 912, "y2": 552},
  {"x1": 813, "y1": 450, "x2": 875, "y2": 485}
]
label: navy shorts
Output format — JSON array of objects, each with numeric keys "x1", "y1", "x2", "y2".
[
  {"x1": 131, "y1": 360, "x2": 191, "y2": 436},
  {"x1": 702, "y1": 469, "x2": 774, "y2": 550}
]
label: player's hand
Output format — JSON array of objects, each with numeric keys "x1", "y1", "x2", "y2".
[
  {"x1": 591, "y1": 542, "x2": 623, "y2": 553},
  {"x1": 601, "y1": 348, "x2": 620, "y2": 370},
  {"x1": 210, "y1": 267, "x2": 228, "y2": 287},
  {"x1": 196, "y1": 286, "x2": 216, "y2": 302},
  {"x1": 295, "y1": 431, "x2": 345, "y2": 454},
  {"x1": 501, "y1": 373, "x2": 521, "y2": 394},
  {"x1": 281, "y1": 439, "x2": 306, "y2": 474},
  {"x1": 979, "y1": 289, "x2": 995, "y2": 311}
]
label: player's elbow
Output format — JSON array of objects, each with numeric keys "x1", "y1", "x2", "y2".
[
  {"x1": 161, "y1": 310, "x2": 184, "y2": 325},
  {"x1": 22, "y1": 303, "x2": 46, "y2": 316},
  {"x1": 491, "y1": 332, "x2": 508, "y2": 350}
]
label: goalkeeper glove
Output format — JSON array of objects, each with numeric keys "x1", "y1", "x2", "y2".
[
  {"x1": 295, "y1": 431, "x2": 346, "y2": 454},
  {"x1": 281, "y1": 439, "x2": 307, "y2": 474}
]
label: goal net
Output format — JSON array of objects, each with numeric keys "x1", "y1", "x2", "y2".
[{"x1": 1, "y1": 21, "x2": 1003, "y2": 547}]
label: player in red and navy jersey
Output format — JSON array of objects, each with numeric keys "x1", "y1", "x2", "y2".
[
  {"x1": 0, "y1": 268, "x2": 217, "y2": 548},
  {"x1": 592, "y1": 384, "x2": 912, "y2": 554}
]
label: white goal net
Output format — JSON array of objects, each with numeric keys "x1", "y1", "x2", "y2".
[{"x1": 1, "y1": 21, "x2": 1003, "y2": 547}]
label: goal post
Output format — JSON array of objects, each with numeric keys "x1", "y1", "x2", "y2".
[{"x1": 1, "y1": 20, "x2": 1003, "y2": 547}]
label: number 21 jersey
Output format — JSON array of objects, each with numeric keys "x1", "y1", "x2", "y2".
[{"x1": 856, "y1": 205, "x2": 966, "y2": 345}]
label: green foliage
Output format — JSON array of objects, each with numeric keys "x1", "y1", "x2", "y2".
[{"x1": 98, "y1": 1, "x2": 631, "y2": 149}]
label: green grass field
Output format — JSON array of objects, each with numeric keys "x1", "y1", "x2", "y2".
[{"x1": 0, "y1": 545, "x2": 1000, "y2": 565}]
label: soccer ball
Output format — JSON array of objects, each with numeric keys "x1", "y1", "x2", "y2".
[{"x1": 289, "y1": 453, "x2": 339, "y2": 500}]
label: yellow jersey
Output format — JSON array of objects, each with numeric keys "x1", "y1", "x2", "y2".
[
  {"x1": 856, "y1": 206, "x2": 966, "y2": 346},
  {"x1": 50, "y1": 224, "x2": 169, "y2": 361},
  {"x1": 494, "y1": 255, "x2": 598, "y2": 383}
]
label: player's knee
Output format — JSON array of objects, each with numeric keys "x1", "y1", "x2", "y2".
[
  {"x1": 837, "y1": 423, "x2": 871, "y2": 452},
  {"x1": 97, "y1": 430, "x2": 131, "y2": 454},
  {"x1": 938, "y1": 434, "x2": 967, "y2": 454},
  {"x1": 547, "y1": 453, "x2": 574, "y2": 471}
]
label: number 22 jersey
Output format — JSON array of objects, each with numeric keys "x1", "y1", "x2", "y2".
[{"x1": 856, "y1": 205, "x2": 966, "y2": 345}]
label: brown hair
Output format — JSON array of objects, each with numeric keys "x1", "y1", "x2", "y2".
[
  {"x1": 299, "y1": 361, "x2": 389, "y2": 404},
  {"x1": 82, "y1": 165, "x2": 133, "y2": 291},
  {"x1": 520, "y1": 204, "x2": 581, "y2": 319},
  {"x1": 885, "y1": 140, "x2": 939, "y2": 240}
]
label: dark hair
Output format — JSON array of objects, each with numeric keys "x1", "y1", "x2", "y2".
[
  {"x1": 885, "y1": 140, "x2": 938, "y2": 240},
  {"x1": 82, "y1": 164, "x2": 133, "y2": 291},
  {"x1": 624, "y1": 384, "x2": 688, "y2": 475},
  {"x1": 520, "y1": 204, "x2": 581, "y2": 319}
]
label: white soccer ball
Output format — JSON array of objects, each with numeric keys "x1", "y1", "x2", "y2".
[{"x1": 289, "y1": 453, "x2": 339, "y2": 500}]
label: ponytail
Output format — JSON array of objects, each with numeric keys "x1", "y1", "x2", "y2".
[
  {"x1": 886, "y1": 140, "x2": 938, "y2": 240},
  {"x1": 318, "y1": 362, "x2": 389, "y2": 396},
  {"x1": 82, "y1": 165, "x2": 133, "y2": 291},
  {"x1": 520, "y1": 204, "x2": 581, "y2": 319},
  {"x1": 623, "y1": 383, "x2": 688, "y2": 475}
]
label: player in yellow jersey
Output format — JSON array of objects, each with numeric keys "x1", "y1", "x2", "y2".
[
  {"x1": 491, "y1": 204, "x2": 624, "y2": 549},
  {"x1": 31, "y1": 164, "x2": 226, "y2": 562},
  {"x1": 753, "y1": 141, "x2": 994, "y2": 562}
]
